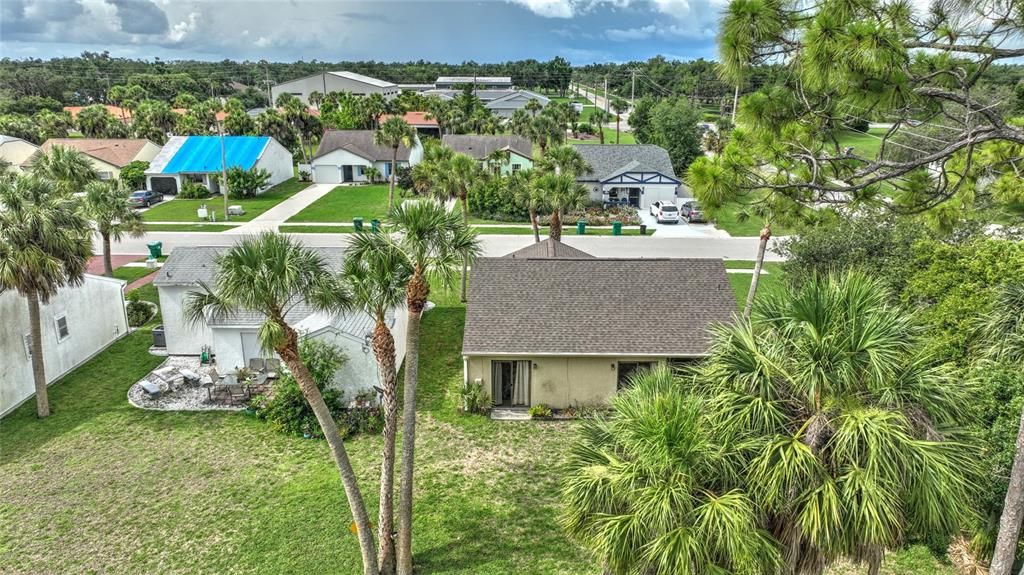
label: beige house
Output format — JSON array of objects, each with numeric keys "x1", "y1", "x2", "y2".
[
  {"x1": 462, "y1": 239, "x2": 736, "y2": 410},
  {"x1": 0, "y1": 135, "x2": 39, "y2": 173},
  {"x1": 37, "y1": 138, "x2": 161, "y2": 181}
]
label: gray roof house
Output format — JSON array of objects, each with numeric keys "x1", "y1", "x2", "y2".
[
  {"x1": 153, "y1": 247, "x2": 408, "y2": 399},
  {"x1": 484, "y1": 90, "x2": 550, "y2": 118},
  {"x1": 271, "y1": 71, "x2": 399, "y2": 105},
  {"x1": 435, "y1": 76, "x2": 513, "y2": 90},
  {"x1": 571, "y1": 144, "x2": 682, "y2": 210},
  {"x1": 311, "y1": 130, "x2": 422, "y2": 185},
  {"x1": 462, "y1": 250, "x2": 735, "y2": 410},
  {"x1": 441, "y1": 135, "x2": 533, "y2": 174},
  {"x1": 505, "y1": 238, "x2": 593, "y2": 259}
]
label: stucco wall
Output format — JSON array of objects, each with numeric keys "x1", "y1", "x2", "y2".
[
  {"x1": 257, "y1": 138, "x2": 296, "y2": 189},
  {"x1": 465, "y1": 355, "x2": 667, "y2": 409},
  {"x1": 1, "y1": 275, "x2": 128, "y2": 416},
  {"x1": 135, "y1": 141, "x2": 163, "y2": 164},
  {"x1": 0, "y1": 140, "x2": 39, "y2": 172},
  {"x1": 157, "y1": 285, "x2": 214, "y2": 355},
  {"x1": 271, "y1": 74, "x2": 398, "y2": 105}
]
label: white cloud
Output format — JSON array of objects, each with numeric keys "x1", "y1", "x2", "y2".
[
  {"x1": 507, "y1": 0, "x2": 574, "y2": 18},
  {"x1": 606, "y1": 24, "x2": 656, "y2": 41},
  {"x1": 168, "y1": 11, "x2": 199, "y2": 42},
  {"x1": 254, "y1": 35, "x2": 273, "y2": 48}
]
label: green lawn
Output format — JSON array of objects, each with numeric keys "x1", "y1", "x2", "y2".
[
  {"x1": 112, "y1": 265, "x2": 159, "y2": 284},
  {"x1": 725, "y1": 262, "x2": 785, "y2": 308},
  {"x1": 142, "y1": 178, "x2": 308, "y2": 223},
  {"x1": 710, "y1": 202, "x2": 794, "y2": 237},
  {"x1": 143, "y1": 223, "x2": 239, "y2": 232},
  {"x1": 568, "y1": 127, "x2": 636, "y2": 145},
  {"x1": 287, "y1": 185, "x2": 396, "y2": 223},
  {"x1": 835, "y1": 128, "x2": 888, "y2": 158},
  {"x1": 474, "y1": 226, "x2": 653, "y2": 236}
]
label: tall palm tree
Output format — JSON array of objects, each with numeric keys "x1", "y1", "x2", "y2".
[
  {"x1": 530, "y1": 115, "x2": 563, "y2": 155},
  {"x1": 434, "y1": 153, "x2": 480, "y2": 302},
  {"x1": 410, "y1": 141, "x2": 453, "y2": 197},
  {"x1": 699, "y1": 272, "x2": 977, "y2": 575},
  {"x1": 344, "y1": 232, "x2": 413, "y2": 575},
  {"x1": 82, "y1": 180, "x2": 144, "y2": 277},
  {"x1": 29, "y1": 145, "x2": 97, "y2": 196},
  {"x1": 182, "y1": 233, "x2": 380, "y2": 575},
  {"x1": 524, "y1": 98, "x2": 543, "y2": 118},
  {"x1": 590, "y1": 109, "x2": 608, "y2": 144},
  {"x1": 0, "y1": 175, "x2": 92, "y2": 418},
  {"x1": 375, "y1": 117, "x2": 415, "y2": 212},
  {"x1": 391, "y1": 201, "x2": 480, "y2": 575},
  {"x1": 509, "y1": 109, "x2": 532, "y2": 139},
  {"x1": 534, "y1": 172, "x2": 587, "y2": 241},
  {"x1": 611, "y1": 98, "x2": 629, "y2": 144},
  {"x1": 509, "y1": 170, "x2": 543, "y2": 243},
  {"x1": 536, "y1": 144, "x2": 591, "y2": 178},
  {"x1": 562, "y1": 367, "x2": 783, "y2": 575}
]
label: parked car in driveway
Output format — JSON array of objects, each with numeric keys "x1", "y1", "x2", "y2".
[
  {"x1": 648, "y1": 201, "x2": 680, "y2": 224},
  {"x1": 128, "y1": 190, "x2": 163, "y2": 208},
  {"x1": 679, "y1": 200, "x2": 706, "y2": 223}
]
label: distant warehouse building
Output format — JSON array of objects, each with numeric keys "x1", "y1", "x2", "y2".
[
  {"x1": 434, "y1": 76, "x2": 513, "y2": 90},
  {"x1": 145, "y1": 135, "x2": 293, "y2": 195},
  {"x1": 271, "y1": 71, "x2": 399, "y2": 105}
]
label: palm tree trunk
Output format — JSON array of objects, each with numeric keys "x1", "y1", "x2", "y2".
[
  {"x1": 550, "y1": 211, "x2": 562, "y2": 241},
  {"x1": 276, "y1": 327, "x2": 379, "y2": 575},
  {"x1": 992, "y1": 405, "x2": 1024, "y2": 575},
  {"x1": 102, "y1": 232, "x2": 114, "y2": 277},
  {"x1": 388, "y1": 151, "x2": 398, "y2": 213},
  {"x1": 459, "y1": 196, "x2": 469, "y2": 303},
  {"x1": 373, "y1": 320, "x2": 399, "y2": 575},
  {"x1": 742, "y1": 224, "x2": 771, "y2": 321},
  {"x1": 598, "y1": 122, "x2": 605, "y2": 144},
  {"x1": 397, "y1": 271, "x2": 428, "y2": 575},
  {"x1": 530, "y1": 208, "x2": 540, "y2": 243},
  {"x1": 27, "y1": 289, "x2": 50, "y2": 418},
  {"x1": 615, "y1": 116, "x2": 620, "y2": 144}
]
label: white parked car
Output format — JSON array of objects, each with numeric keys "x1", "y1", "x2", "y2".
[{"x1": 648, "y1": 201, "x2": 680, "y2": 224}]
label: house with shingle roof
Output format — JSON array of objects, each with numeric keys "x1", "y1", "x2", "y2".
[
  {"x1": 442, "y1": 134, "x2": 533, "y2": 175},
  {"x1": 37, "y1": 138, "x2": 161, "y2": 181},
  {"x1": 571, "y1": 144, "x2": 682, "y2": 210},
  {"x1": 153, "y1": 246, "x2": 407, "y2": 399},
  {"x1": 0, "y1": 135, "x2": 39, "y2": 174},
  {"x1": 144, "y1": 135, "x2": 293, "y2": 195},
  {"x1": 462, "y1": 246, "x2": 735, "y2": 409},
  {"x1": 311, "y1": 129, "x2": 422, "y2": 185}
]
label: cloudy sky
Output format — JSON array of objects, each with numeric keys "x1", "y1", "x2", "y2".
[{"x1": 1, "y1": 0, "x2": 729, "y2": 64}]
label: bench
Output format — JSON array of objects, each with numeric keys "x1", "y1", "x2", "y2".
[
  {"x1": 139, "y1": 381, "x2": 161, "y2": 400},
  {"x1": 179, "y1": 368, "x2": 201, "y2": 386}
]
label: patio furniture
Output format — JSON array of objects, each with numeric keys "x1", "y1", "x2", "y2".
[
  {"x1": 152, "y1": 366, "x2": 180, "y2": 391},
  {"x1": 264, "y1": 358, "x2": 281, "y2": 378},
  {"x1": 139, "y1": 381, "x2": 161, "y2": 400},
  {"x1": 179, "y1": 368, "x2": 201, "y2": 386},
  {"x1": 248, "y1": 358, "x2": 266, "y2": 372},
  {"x1": 228, "y1": 385, "x2": 249, "y2": 403}
]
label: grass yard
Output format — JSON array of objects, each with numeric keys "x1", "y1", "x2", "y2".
[
  {"x1": 143, "y1": 223, "x2": 239, "y2": 232},
  {"x1": 141, "y1": 178, "x2": 309, "y2": 223},
  {"x1": 568, "y1": 127, "x2": 636, "y2": 145},
  {"x1": 835, "y1": 128, "x2": 889, "y2": 158},
  {"x1": 474, "y1": 226, "x2": 653, "y2": 236},
  {"x1": 725, "y1": 261, "x2": 786, "y2": 308},
  {"x1": 710, "y1": 202, "x2": 795, "y2": 237},
  {"x1": 111, "y1": 265, "x2": 159, "y2": 284},
  {"x1": 287, "y1": 184, "x2": 396, "y2": 223}
]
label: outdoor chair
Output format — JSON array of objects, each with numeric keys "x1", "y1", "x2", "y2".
[
  {"x1": 228, "y1": 385, "x2": 249, "y2": 403},
  {"x1": 264, "y1": 359, "x2": 281, "y2": 377},
  {"x1": 248, "y1": 358, "x2": 266, "y2": 372}
]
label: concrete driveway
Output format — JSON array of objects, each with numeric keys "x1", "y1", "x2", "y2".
[
  {"x1": 635, "y1": 208, "x2": 730, "y2": 239},
  {"x1": 227, "y1": 183, "x2": 336, "y2": 234}
]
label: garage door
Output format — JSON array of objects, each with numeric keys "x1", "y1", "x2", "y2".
[
  {"x1": 639, "y1": 185, "x2": 677, "y2": 209},
  {"x1": 314, "y1": 165, "x2": 341, "y2": 184}
]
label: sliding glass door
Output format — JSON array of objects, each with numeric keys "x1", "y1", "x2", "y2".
[{"x1": 491, "y1": 360, "x2": 530, "y2": 407}]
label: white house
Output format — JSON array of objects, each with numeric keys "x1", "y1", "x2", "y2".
[
  {"x1": 271, "y1": 71, "x2": 399, "y2": 105},
  {"x1": 152, "y1": 247, "x2": 408, "y2": 399},
  {"x1": 571, "y1": 144, "x2": 681, "y2": 210},
  {"x1": 0, "y1": 135, "x2": 39, "y2": 173},
  {"x1": 434, "y1": 76, "x2": 513, "y2": 90},
  {"x1": 484, "y1": 90, "x2": 550, "y2": 118},
  {"x1": 37, "y1": 138, "x2": 161, "y2": 181},
  {"x1": 311, "y1": 130, "x2": 422, "y2": 185},
  {"x1": 144, "y1": 135, "x2": 293, "y2": 195},
  {"x1": 0, "y1": 275, "x2": 129, "y2": 417}
]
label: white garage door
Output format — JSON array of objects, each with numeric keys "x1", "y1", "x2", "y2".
[
  {"x1": 314, "y1": 164, "x2": 341, "y2": 184},
  {"x1": 639, "y1": 185, "x2": 677, "y2": 209}
]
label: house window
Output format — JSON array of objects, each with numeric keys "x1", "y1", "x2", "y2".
[
  {"x1": 356, "y1": 165, "x2": 364, "y2": 176},
  {"x1": 490, "y1": 360, "x2": 530, "y2": 407},
  {"x1": 511, "y1": 164, "x2": 521, "y2": 173},
  {"x1": 667, "y1": 358, "x2": 700, "y2": 373},
  {"x1": 98, "y1": 171, "x2": 113, "y2": 180},
  {"x1": 55, "y1": 315, "x2": 70, "y2": 342},
  {"x1": 616, "y1": 362, "x2": 653, "y2": 390}
]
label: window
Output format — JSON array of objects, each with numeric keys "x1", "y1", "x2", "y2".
[
  {"x1": 356, "y1": 165, "x2": 364, "y2": 176},
  {"x1": 511, "y1": 164, "x2": 521, "y2": 173},
  {"x1": 616, "y1": 362, "x2": 653, "y2": 390},
  {"x1": 98, "y1": 171, "x2": 113, "y2": 180},
  {"x1": 490, "y1": 360, "x2": 530, "y2": 407},
  {"x1": 55, "y1": 315, "x2": 70, "y2": 342}
]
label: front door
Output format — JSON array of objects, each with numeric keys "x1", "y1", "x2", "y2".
[
  {"x1": 491, "y1": 360, "x2": 530, "y2": 407},
  {"x1": 342, "y1": 165, "x2": 354, "y2": 182}
]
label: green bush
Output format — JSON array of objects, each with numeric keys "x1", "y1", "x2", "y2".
[
  {"x1": 125, "y1": 291, "x2": 154, "y2": 327},
  {"x1": 223, "y1": 166, "x2": 271, "y2": 199},
  {"x1": 528, "y1": 403, "x2": 553, "y2": 418},
  {"x1": 119, "y1": 160, "x2": 149, "y2": 190},
  {"x1": 178, "y1": 181, "x2": 211, "y2": 199},
  {"x1": 468, "y1": 176, "x2": 529, "y2": 221},
  {"x1": 460, "y1": 380, "x2": 490, "y2": 414}
]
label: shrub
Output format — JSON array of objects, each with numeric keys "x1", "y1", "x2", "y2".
[
  {"x1": 468, "y1": 176, "x2": 529, "y2": 221},
  {"x1": 844, "y1": 117, "x2": 870, "y2": 133},
  {"x1": 461, "y1": 380, "x2": 490, "y2": 414},
  {"x1": 178, "y1": 181, "x2": 211, "y2": 199},
  {"x1": 298, "y1": 169, "x2": 311, "y2": 182},
  {"x1": 528, "y1": 403, "x2": 553, "y2": 418},
  {"x1": 119, "y1": 160, "x2": 149, "y2": 190},
  {"x1": 125, "y1": 291, "x2": 154, "y2": 327},
  {"x1": 395, "y1": 165, "x2": 414, "y2": 192},
  {"x1": 224, "y1": 166, "x2": 271, "y2": 199}
]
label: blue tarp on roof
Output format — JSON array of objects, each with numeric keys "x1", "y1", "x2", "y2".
[{"x1": 161, "y1": 136, "x2": 269, "y2": 174}]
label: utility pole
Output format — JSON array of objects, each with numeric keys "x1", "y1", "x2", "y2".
[
  {"x1": 265, "y1": 66, "x2": 272, "y2": 107},
  {"x1": 731, "y1": 85, "x2": 739, "y2": 123},
  {"x1": 631, "y1": 69, "x2": 636, "y2": 103},
  {"x1": 218, "y1": 120, "x2": 229, "y2": 222},
  {"x1": 603, "y1": 75, "x2": 609, "y2": 114}
]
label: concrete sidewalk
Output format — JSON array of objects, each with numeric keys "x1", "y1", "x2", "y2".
[{"x1": 227, "y1": 183, "x2": 336, "y2": 234}]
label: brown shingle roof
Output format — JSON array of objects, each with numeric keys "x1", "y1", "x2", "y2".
[
  {"x1": 38, "y1": 138, "x2": 154, "y2": 168},
  {"x1": 314, "y1": 130, "x2": 413, "y2": 162},
  {"x1": 505, "y1": 238, "x2": 594, "y2": 259},
  {"x1": 462, "y1": 258, "x2": 735, "y2": 356},
  {"x1": 442, "y1": 134, "x2": 532, "y2": 160}
]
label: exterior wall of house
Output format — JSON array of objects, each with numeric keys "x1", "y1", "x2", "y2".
[
  {"x1": 501, "y1": 152, "x2": 533, "y2": 176},
  {"x1": 0, "y1": 140, "x2": 39, "y2": 173},
  {"x1": 1, "y1": 275, "x2": 128, "y2": 417},
  {"x1": 256, "y1": 138, "x2": 296, "y2": 188},
  {"x1": 157, "y1": 285, "x2": 214, "y2": 355},
  {"x1": 464, "y1": 355, "x2": 668, "y2": 409},
  {"x1": 585, "y1": 181, "x2": 678, "y2": 209},
  {"x1": 312, "y1": 149, "x2": 411, "y2": 184},
  {"x1": 134, "y1": 141, "x2": 163, "y2": 164},
  {"x1": 85, "y1": 156, "x2": 124, "y2": 181},
  {"x1": 272, "y1": 74, "x2": 399, "y2": 105}
]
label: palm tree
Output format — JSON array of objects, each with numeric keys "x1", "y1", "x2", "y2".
[
  {"x1": 611, "y1": 98, "x2": 629, "y2": 144},
  {"x1": 76, "y1": 104, "x2": 115, "y2": 138},
  {"x1": 391, "y1": 201, "x2": 480, "y2": 575},
  {"x1": 433, "y1": 153, "x2": 480, "y2": 302},
  {"x1": 182, "y1": 232, "x2": 380, "y2": 575},
  {"x1": 363, "y1": 166, "x2": 381, "y2": 184},
  {"x1": 309, "y1": 90, "x2": 323, "y2": 110},
  {"x1": 534, "y1": 172, "x2": 587, "y2": 241},
  {"x1": 536, "y1": 144, "x2": 591, "y2": 178},
  {"x1": 410, "y1": 141, "x2": 453, "y2": 197},
  {"x1": 82, "y1": 180, "x2": 144, "y2": 277},
  {"x1": 343, "y1": 232, "x2": 413, "y2": 575},
  {"x1": 29, "y1": 145, "x2": 97, "y2": 196},
  {"x1": 530, "y1": 115, "x2": 563, "y2": 155},
  {"x1": 0, "y1": 175, "x2": 92, "y2": 418},
  {"x1": 524, "y1": 98, "x2": 543, "y2": 118},
  {"x1": 484, "y1": 148, "x2": 510, "y2": 176},
  {"x1": 375, "y1": 117, "x2": 415, "y2": 212},
  {"x1": 699, "y1": 272, "x2": 977, "y2": 575},
  {"x1": 509, "y1": 109, "x2": 532, "y2": 139},
  {"x1": 561, "y1": 367, "x2": 783, "y2": 575},
  {"x1": 509, "y1": 170, "x2": 542, "y2": 243},
  {"x1": 589, "y1": 109, "x2": 608, "y2": 144}
]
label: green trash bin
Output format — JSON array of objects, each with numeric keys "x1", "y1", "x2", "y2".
[
  {"x1": 576, "y1": 220, "x2": 586, "y2": 235},
  {"x1": 370, "y1": 219, "x2": 381, "y2": 233},
  {"x1": 353, "y1": 217, "x2": 363, "y2": 231},
  {"x1": 147, "y1": 241, "x2": 163, "y2": 259},
  {"x1": 612, "y1": 222, "x2": 622, "y2": 236}
]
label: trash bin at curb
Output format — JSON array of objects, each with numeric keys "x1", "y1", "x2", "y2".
[
  {"x1": 353, "y1": 217, "x2": 363, "y2": 231},
  {"x1": 640, "y1": 224, "x2": 648, "y2": 236},
  {"x1": 371, "y1": 219, "x2": 381, "y2": 232},
  {"x1": 576, "y1": 221, "x2": 586, "y2": 235},
  {"x1": 147, "y1": 241, "x2": 163, "y2": 259},
  {"x1": 612, "y1": 222, "x2": 622, "y2": 236}
]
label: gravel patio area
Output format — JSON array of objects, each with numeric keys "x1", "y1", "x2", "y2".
[{"x1": 127, "y1": 356, "x2": 270, "y2": 411}]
